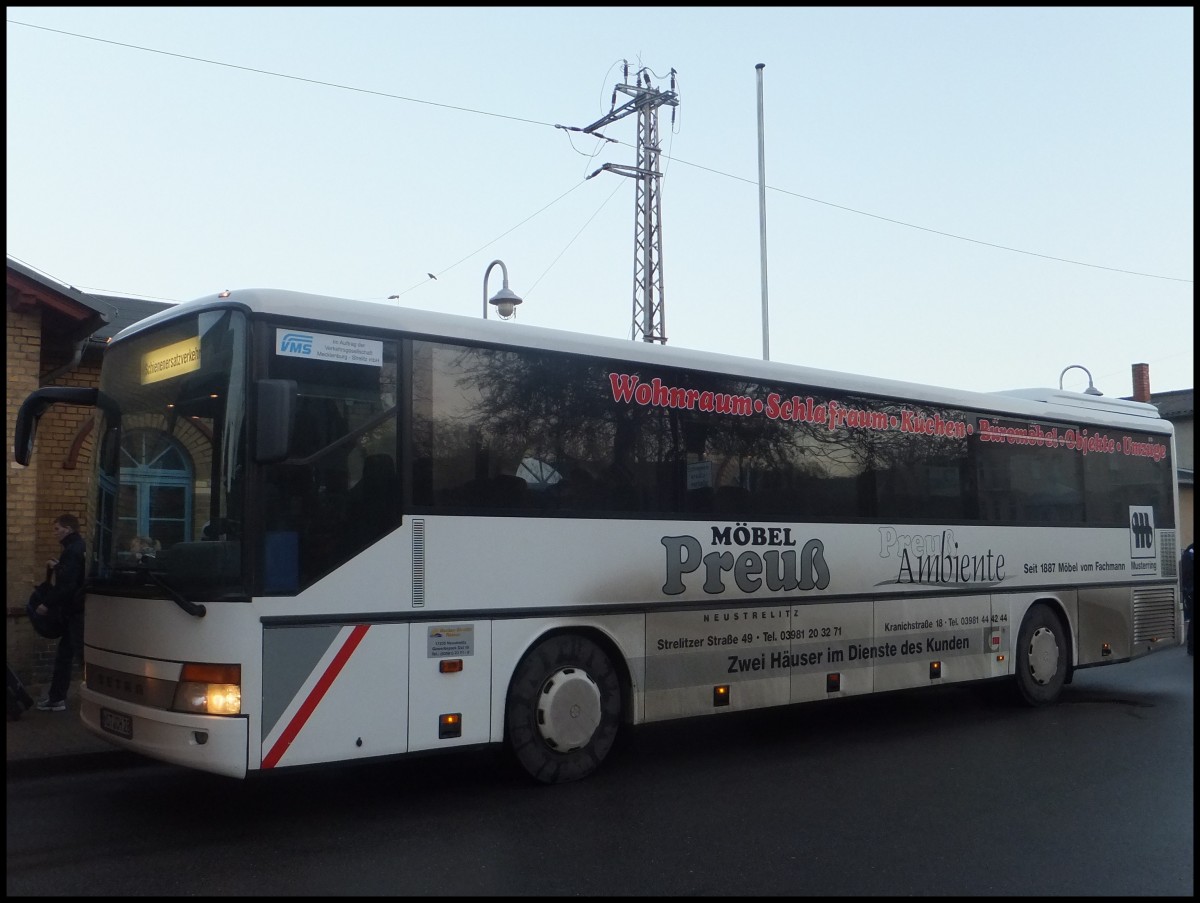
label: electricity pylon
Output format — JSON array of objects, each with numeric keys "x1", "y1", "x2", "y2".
[{"x1": 579, "y1": 65, "x2": 678, "y2": 343}]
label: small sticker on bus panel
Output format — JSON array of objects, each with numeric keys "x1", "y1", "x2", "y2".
[
  {"x1": 275, "y1": 328, "x2": 383, "y2": 366},
  {"x1": 428, "y1": 625, "x2": 474, "y2": 658}
]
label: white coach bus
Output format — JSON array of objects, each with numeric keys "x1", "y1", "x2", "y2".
[{"x1": 14, "y1": 289, "x2": 1183, "y2": 782}]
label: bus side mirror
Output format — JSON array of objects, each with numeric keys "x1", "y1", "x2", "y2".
[
  {"x1": 14, "y1": 387, "x2": 99, "y2": 466},
  {"x1": 256, "y1": 379, "x2": 297, "y2": 464}
]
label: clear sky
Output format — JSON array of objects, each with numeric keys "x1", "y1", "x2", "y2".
[{"x1": 6, "y1": 7, "x2": 1194, "y2": 395}]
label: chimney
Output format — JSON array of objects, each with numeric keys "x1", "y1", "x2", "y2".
[{"x1": 1131, "y1": 363, "x2": 1151, "y2": 402}]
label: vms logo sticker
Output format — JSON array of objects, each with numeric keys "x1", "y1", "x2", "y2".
[
  {"x1": 1128, "y1": 506, "x2": 1155, "y2": 559},
  {"x1": 279, "y1": 332, "x2": 314, "y2": 355}
]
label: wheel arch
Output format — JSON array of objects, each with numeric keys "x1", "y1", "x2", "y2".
[
  {"x1": 501, "y1": 624, "x2": 634, "y2": 744},
  {"x1": 1029, "y1": 594, "x2": 1075, "y2": 676},
  {"x1": 1014, "y1": 594, "x2": 1077, "y2": 688},
  {"x1": 1012, "y1": 595, "x2": 1080, "y2": 710}
]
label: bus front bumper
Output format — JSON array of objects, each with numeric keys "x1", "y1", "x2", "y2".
[{"x1": 81, "y1": 688, "x2": 249, "y2": 779}]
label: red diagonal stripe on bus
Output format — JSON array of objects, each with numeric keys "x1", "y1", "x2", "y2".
[{"x1": 262, "y1": 623, "x2": 370, "y2": 770}]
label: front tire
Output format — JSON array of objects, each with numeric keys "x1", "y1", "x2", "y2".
[
  {"x1": 1014, "y1": 603, "x2": 1069, "y2": 706},
  {"x1": 505, "y1": 634, "x2": 621, "y2": 784}
]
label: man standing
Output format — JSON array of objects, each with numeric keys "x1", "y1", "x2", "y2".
[{"x1": 35, "y1": 514, "x2": 86, "y2": 711}]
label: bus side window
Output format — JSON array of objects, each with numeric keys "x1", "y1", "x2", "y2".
[
  {"x1": 351, "y1": 453, "x2": 399, "y2": 539},
  {"x1": 411, "y1": 456, "x2": 433, "y2": 506}
]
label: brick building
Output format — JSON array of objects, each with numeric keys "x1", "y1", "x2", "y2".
[{"x1": 6, "y1": 258, "x2": 170, "y2": 686}]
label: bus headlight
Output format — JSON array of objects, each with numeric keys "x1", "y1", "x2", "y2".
[{"x1": 172, "y1": 663, "x2": 242, "y2": 715}]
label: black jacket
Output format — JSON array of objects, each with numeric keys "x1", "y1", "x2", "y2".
[{"x1": 47, "y1": 530, "x2": 86, "y2": 616}]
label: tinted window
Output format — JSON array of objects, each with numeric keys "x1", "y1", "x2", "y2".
[
  {"x1": 408, "y1": 339, "x2": 1173, "y2": 528},
  {"x1": 259, "y1": 327, "x2": 399, "y2": 593}
]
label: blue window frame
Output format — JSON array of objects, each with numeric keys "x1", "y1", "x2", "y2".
[{"x1": 118, "y1": 428, "x2": 193, "y2": 551}]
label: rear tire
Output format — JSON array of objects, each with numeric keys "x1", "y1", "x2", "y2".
[
  {"x1": 1014, "y1": 603, "x2": 1069, "y2": 706},
  {"x1": 505, "y1": 634, "x2": 621, "y2": 784}
]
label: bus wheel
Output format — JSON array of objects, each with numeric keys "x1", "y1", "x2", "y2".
[
  {"x1": 1014, "y1": 603, "x2": 1068, "y2": 706},
  {"x1": 505, "y1": 634, "x2": 621, "y2": 784}
]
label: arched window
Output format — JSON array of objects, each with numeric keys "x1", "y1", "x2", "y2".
[{"x1": 119, "y1": 429, "x2": 193, "y2": 550}]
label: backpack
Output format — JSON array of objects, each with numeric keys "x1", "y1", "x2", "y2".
[{"x1": 25, "y1": 582, "x2": 65, "y2": 639}]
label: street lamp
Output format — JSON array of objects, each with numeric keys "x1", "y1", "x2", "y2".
[
  {"x1": 1058, "y1": 364, "x2": 1103, "y2": 396},
  {"x1": 483, "y1": 259, "x2": 523, "y2": 320}
]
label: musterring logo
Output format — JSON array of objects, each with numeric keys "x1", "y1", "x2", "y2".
[
  {"x1": 662, "y1": 524, "x2": 830, "y2": 595},
  {"x1": 1129, "y1": 510, "x2": 1154, "y2": 550},
  {"x1": 280, "y1": 332, "x2": 314, "y2": 355},
  {"x1": 878, "y1": 526, "x2": 1005, "y2": 586}
]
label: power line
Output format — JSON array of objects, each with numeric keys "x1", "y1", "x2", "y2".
[
  {"x1": 665, "y1": 157, "x2": 1194, "y2": 284},
  {"x1": 5, "y1": 253, "x2": 183, "y2": 302},
  {"x1": 526, "y1": 180, "x2": 627, "y2": 297},
  {"x1": 7, "y1": 19, "x2": 554, "y2": 128},
  {"x1": 385, "y1": 180, "x2": 589, "y2": 301},
  {"x1": 8, "y1": 17, "x2": 1193, "y2": 285}
]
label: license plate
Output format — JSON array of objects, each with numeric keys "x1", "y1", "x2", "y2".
[{"x1": 100, "y1": 707, "x2": 133, "y2": 740}]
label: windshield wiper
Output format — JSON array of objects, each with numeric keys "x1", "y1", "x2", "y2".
[{"x1": 110, "y1": 562, "x2": 207, "y2": 618}]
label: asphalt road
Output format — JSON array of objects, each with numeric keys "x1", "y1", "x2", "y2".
[{"x1": 7, "y1": 645, "x2": 1193, "y2": 896}]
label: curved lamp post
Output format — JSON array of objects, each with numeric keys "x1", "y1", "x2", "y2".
[
  {"x1": 1058, "y1": 364, "x2": 1103, "y2": 396},
  {"x1": 483, "y1": 259, "x2": 523, "y2": 320}
]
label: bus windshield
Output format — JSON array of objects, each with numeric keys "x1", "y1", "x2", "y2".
[{"x1": 89, "y1": 308, "x2": 249, "y2": 603}]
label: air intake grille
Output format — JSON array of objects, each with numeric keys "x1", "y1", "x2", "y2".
[
  {"x1": 1159, "y1": 530, "x2": 1177, "y2": 579},
  {"x1": 1133, "y1": 587, "x2": 1176, "y2": 643},
  {"x1": 412, "y1": 518, "x2": 426, "y2": 608}
]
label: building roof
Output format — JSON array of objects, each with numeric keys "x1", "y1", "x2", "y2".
[
  {"x1": 1147, "y1": 388, "x2": 1194, "y2": 420},
  {"x1": 86, "y1": 293, "x2": 175, "y2": 342},
  {"x1": 8, "y1": 257, "x2": 176, "y2": 355},
  {"x1": 1120, "y1": 385, "x2": 1193, "y2": 421},
  {"x1": 6, "y1": 257, "x2": 113, "y2": 341}
]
